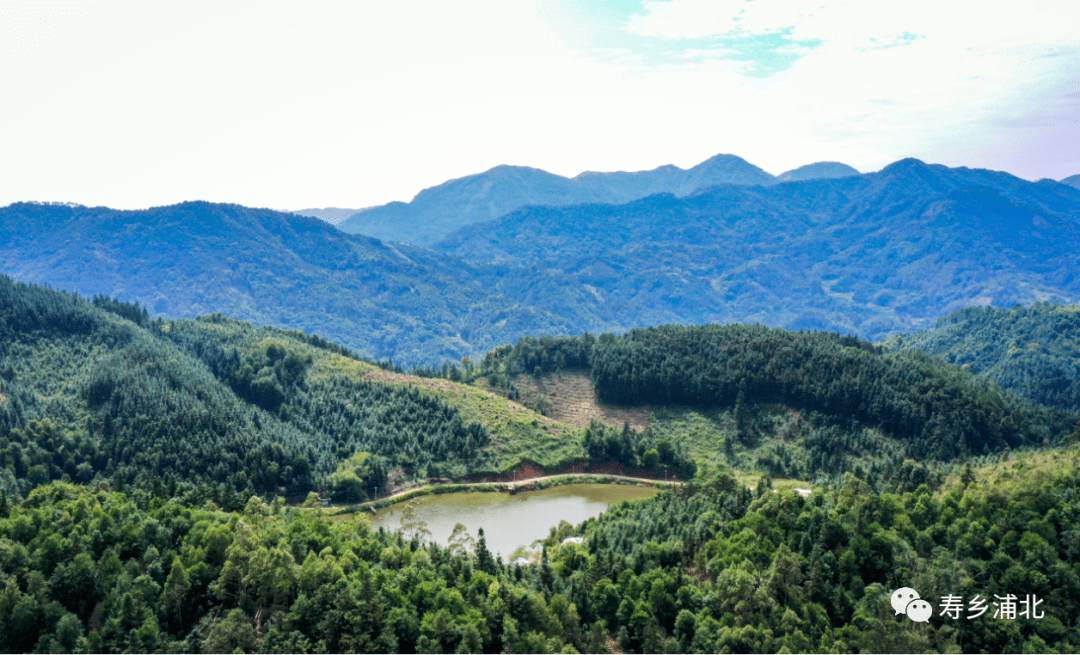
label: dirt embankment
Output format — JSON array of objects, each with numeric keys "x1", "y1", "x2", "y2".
[{"x1": 471, "y1": 459, "x2": 674, "y2": 484}]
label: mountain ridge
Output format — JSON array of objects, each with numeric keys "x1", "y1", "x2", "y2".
[
  {"x1": 0, "y1": 200, "x2": 607, "y2": 366},
  {"x1": 337, "y1": 153, "x2": 782, "y2": 245},
  {"x1": 437, "y1": 158, "x2": 1080, "y2": 341},
  {"x1": 5, "y1": 159, "x2": 1079, "y2": 365}
]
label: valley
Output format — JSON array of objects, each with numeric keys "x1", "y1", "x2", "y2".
[{"x1": 2, "y1": 157, "x2": 1080, "y2": 653}]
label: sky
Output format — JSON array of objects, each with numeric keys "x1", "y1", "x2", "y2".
[{"x1": 1, "y1": 0, "x2": 1077, "y2": 211}]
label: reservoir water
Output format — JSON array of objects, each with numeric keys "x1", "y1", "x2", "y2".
[{"x1": 360, "y1": 483, "x2": 659, "y2": 557}]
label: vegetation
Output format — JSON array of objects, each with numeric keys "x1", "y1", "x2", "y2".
[
  {"x1": 474, "y1": 325, "x2": 1075, "y2": 481},
  {"x1": 882, "y1": 302, "x2": 1080, "y2": 410},
  {"x1": 2, "y1": 447, "x2": 1080, "y2": 652},
  {"x1": 6, "y1": 273, "x2": 1080, "y2": 652},
  {"x1": 0, "y1": 276, "x2": 582, "y2": 506}
]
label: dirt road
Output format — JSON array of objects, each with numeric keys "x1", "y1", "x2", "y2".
[{"x1": 333, "y1": 473, "x2": 685, "y2": 512}]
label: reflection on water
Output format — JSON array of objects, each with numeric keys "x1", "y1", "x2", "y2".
[{"x1": 364, "y1": 483, "x2": 659, "y2": 557}]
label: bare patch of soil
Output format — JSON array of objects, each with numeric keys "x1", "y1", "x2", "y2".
[
  {"x1": 485, "y1": 460, "x2": 549, "y2": 483},
  {"x1": 384, "y1": 467, "x2": 411, "y2": 495},
  {"x1": 517, "y1": 373, "x2": 650, "y2": 431}
]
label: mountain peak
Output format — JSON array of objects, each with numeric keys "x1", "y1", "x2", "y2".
[
  {"x1": 1061, "y1": 174, "x2": 1080, "y2": 190},
  {"x1": 777, "y1": 161, "x2": 861, "y2": 182},
  {"x1": 882, "y1": 157, "x2": 930, "y2": 170}
]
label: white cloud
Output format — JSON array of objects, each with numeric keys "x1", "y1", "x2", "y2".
[{"x1": 0, "y1": 0, "x2": 1077, "y2": 210}]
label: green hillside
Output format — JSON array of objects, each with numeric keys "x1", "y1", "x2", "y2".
[
  {"x1": 5, "y1": 277, "x2": 1080, "y2": 652},
  {"x1": 881, "y1": 302, "x2": 1080, "y2": 410},
  {"x1": 3, "y1": 443, "x2": 1079, "y2": 652},
  {"x1": 0, "y1": 276, "x2": 586, "y2": 507},
  {"x1": 469, "y1": 325, "x2": 1076, "y2": 486}
]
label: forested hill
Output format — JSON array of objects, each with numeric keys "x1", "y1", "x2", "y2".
[
  {"x1": 439, "y1": 158, "x2": 1080, "y2": 341},
  {"x1": 6, "y1": 444, "x2": 1080, "y2": 652},
  {"x1": 0, "y1": 201, "x2": 607, "y2": 366},
  {"x1": 881, "y1": 303, "x2": 1080, "y2": 410},
  {"x1": 478, "y1": 325, "x2": 1076, "y2": 464},
  {"x1": 0, "y1": 276, "x2": 595, "y2": 507},
  {"x1": 337, "y1": 153, "x2": 783, "y2": 246},
  {"x1": 4, "y1": 279, "x2": 1080, "y2": 652}
]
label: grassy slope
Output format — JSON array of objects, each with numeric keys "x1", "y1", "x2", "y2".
[
  {"x1": 178, "y1": 318, "x2": 589, "y2": 476},
  {"x1": 359, "y1": 369, "x2": 586, "y2": 473},
  {"x1": 485, "y1": 370, "x2": 828, "y2": 486}
]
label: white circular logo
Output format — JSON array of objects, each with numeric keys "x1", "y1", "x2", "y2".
[{"x1": 891, "y1": 587, "x2": 920, "y2": 615}]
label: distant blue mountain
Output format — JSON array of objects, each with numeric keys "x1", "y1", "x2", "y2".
[
  {"x1": 4, "y1": 158, "x2": 1076, "y2": 364},
  {"x1": 777, "y1": 161, "x2": 860, "y2": 182},
  {"x1": 1062, "y1": 174, "x2": 1080, "y2": 190},
  {"x1": 290, "y1": 207, "x2": 367, "y2": 225},
  {"x1": 438, "y1": 158, "x2": 1080, "y2": 341},
  {"x1": 0, "y1": 201, "x2": 604, "y2": 365},
  {"x1": 337, "y1": 154, "x2": 778, "y2": 245}
]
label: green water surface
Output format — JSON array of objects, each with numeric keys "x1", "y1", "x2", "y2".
[{"x1": 364, "y1": 483, "x2": 658, "y2": 557}]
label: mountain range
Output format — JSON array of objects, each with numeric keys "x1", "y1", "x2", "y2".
[
  {"x1": 336, "y1": 154, "x2": 860, "y2": 246},
  {"x1": 0, "y1": 201, "x2": 606, "y2": 365},
  {"x1": 437, "y1": 158, "x2": 1080, "y2": 341},
  {"x1": 3, "y1": 158, "x2": 1080, "y2": 366}
]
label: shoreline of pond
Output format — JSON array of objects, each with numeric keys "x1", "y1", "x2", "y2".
[{"x1": 327, "y1": 473, "x2": 683, "y2": 518}]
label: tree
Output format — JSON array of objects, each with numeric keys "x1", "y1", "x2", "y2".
[
  {"x1": 476, "y1": 528, "x2": 495, "y2": 574},
  {"x1": 162, "y1": 555, "x2": 191, "y2": 631},
  {"x1": 448, "y1": 523, "x2": 475, "y2": 556},
  {"x1": 204, "y1": 608, "x2": 256, "y2": 654}
]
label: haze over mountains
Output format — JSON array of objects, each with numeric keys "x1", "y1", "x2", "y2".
[
  {"x1": 336, "y1": 154, "x2": 859, "y2": 246},
  {"x1": 290, "y1": 207, "x2": 366, "y2": 225},
  {"x1": 3, "y1": 156, "x2": 1080, "y2": 366},
  {"x1": 0, "y1": 201, "x2": 603, "y2": 365},
  {"x1": 437, "y1": 158, "x2": 1080, "y2": 340}
]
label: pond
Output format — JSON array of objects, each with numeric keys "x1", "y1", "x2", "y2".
[{"x1": 356, "y1": 483, "x2": 659, "y2": 558}]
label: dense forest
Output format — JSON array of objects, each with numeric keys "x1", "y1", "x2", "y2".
[
  {"x1": 0, "y1": 276, "x2": 509, "y2": 506},
  {"x1": 2, "y1": 450, "x2": 1079, "y2": 653},
  {"x1": 6, "y1": 275, "x2": 1080, "y2": 652},
  {"x1": 882, "y1": 302, "x2": 1080, "y2": 411},
  {"x1": 475, "y1": 326, "x2": 1076, "y2": 468}
]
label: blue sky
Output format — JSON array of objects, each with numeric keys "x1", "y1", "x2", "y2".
[{"x1": 0, "y1": 0, "x2": 1077, "y2": 210}]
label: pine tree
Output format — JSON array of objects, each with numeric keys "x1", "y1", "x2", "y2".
[{"x1": 476, "y1": 528, "x2": 495, "y2": 574}]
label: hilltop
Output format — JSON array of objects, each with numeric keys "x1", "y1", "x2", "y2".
[{"x1": 337, "y1": 153, "x2": 779, "y2": 245}]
